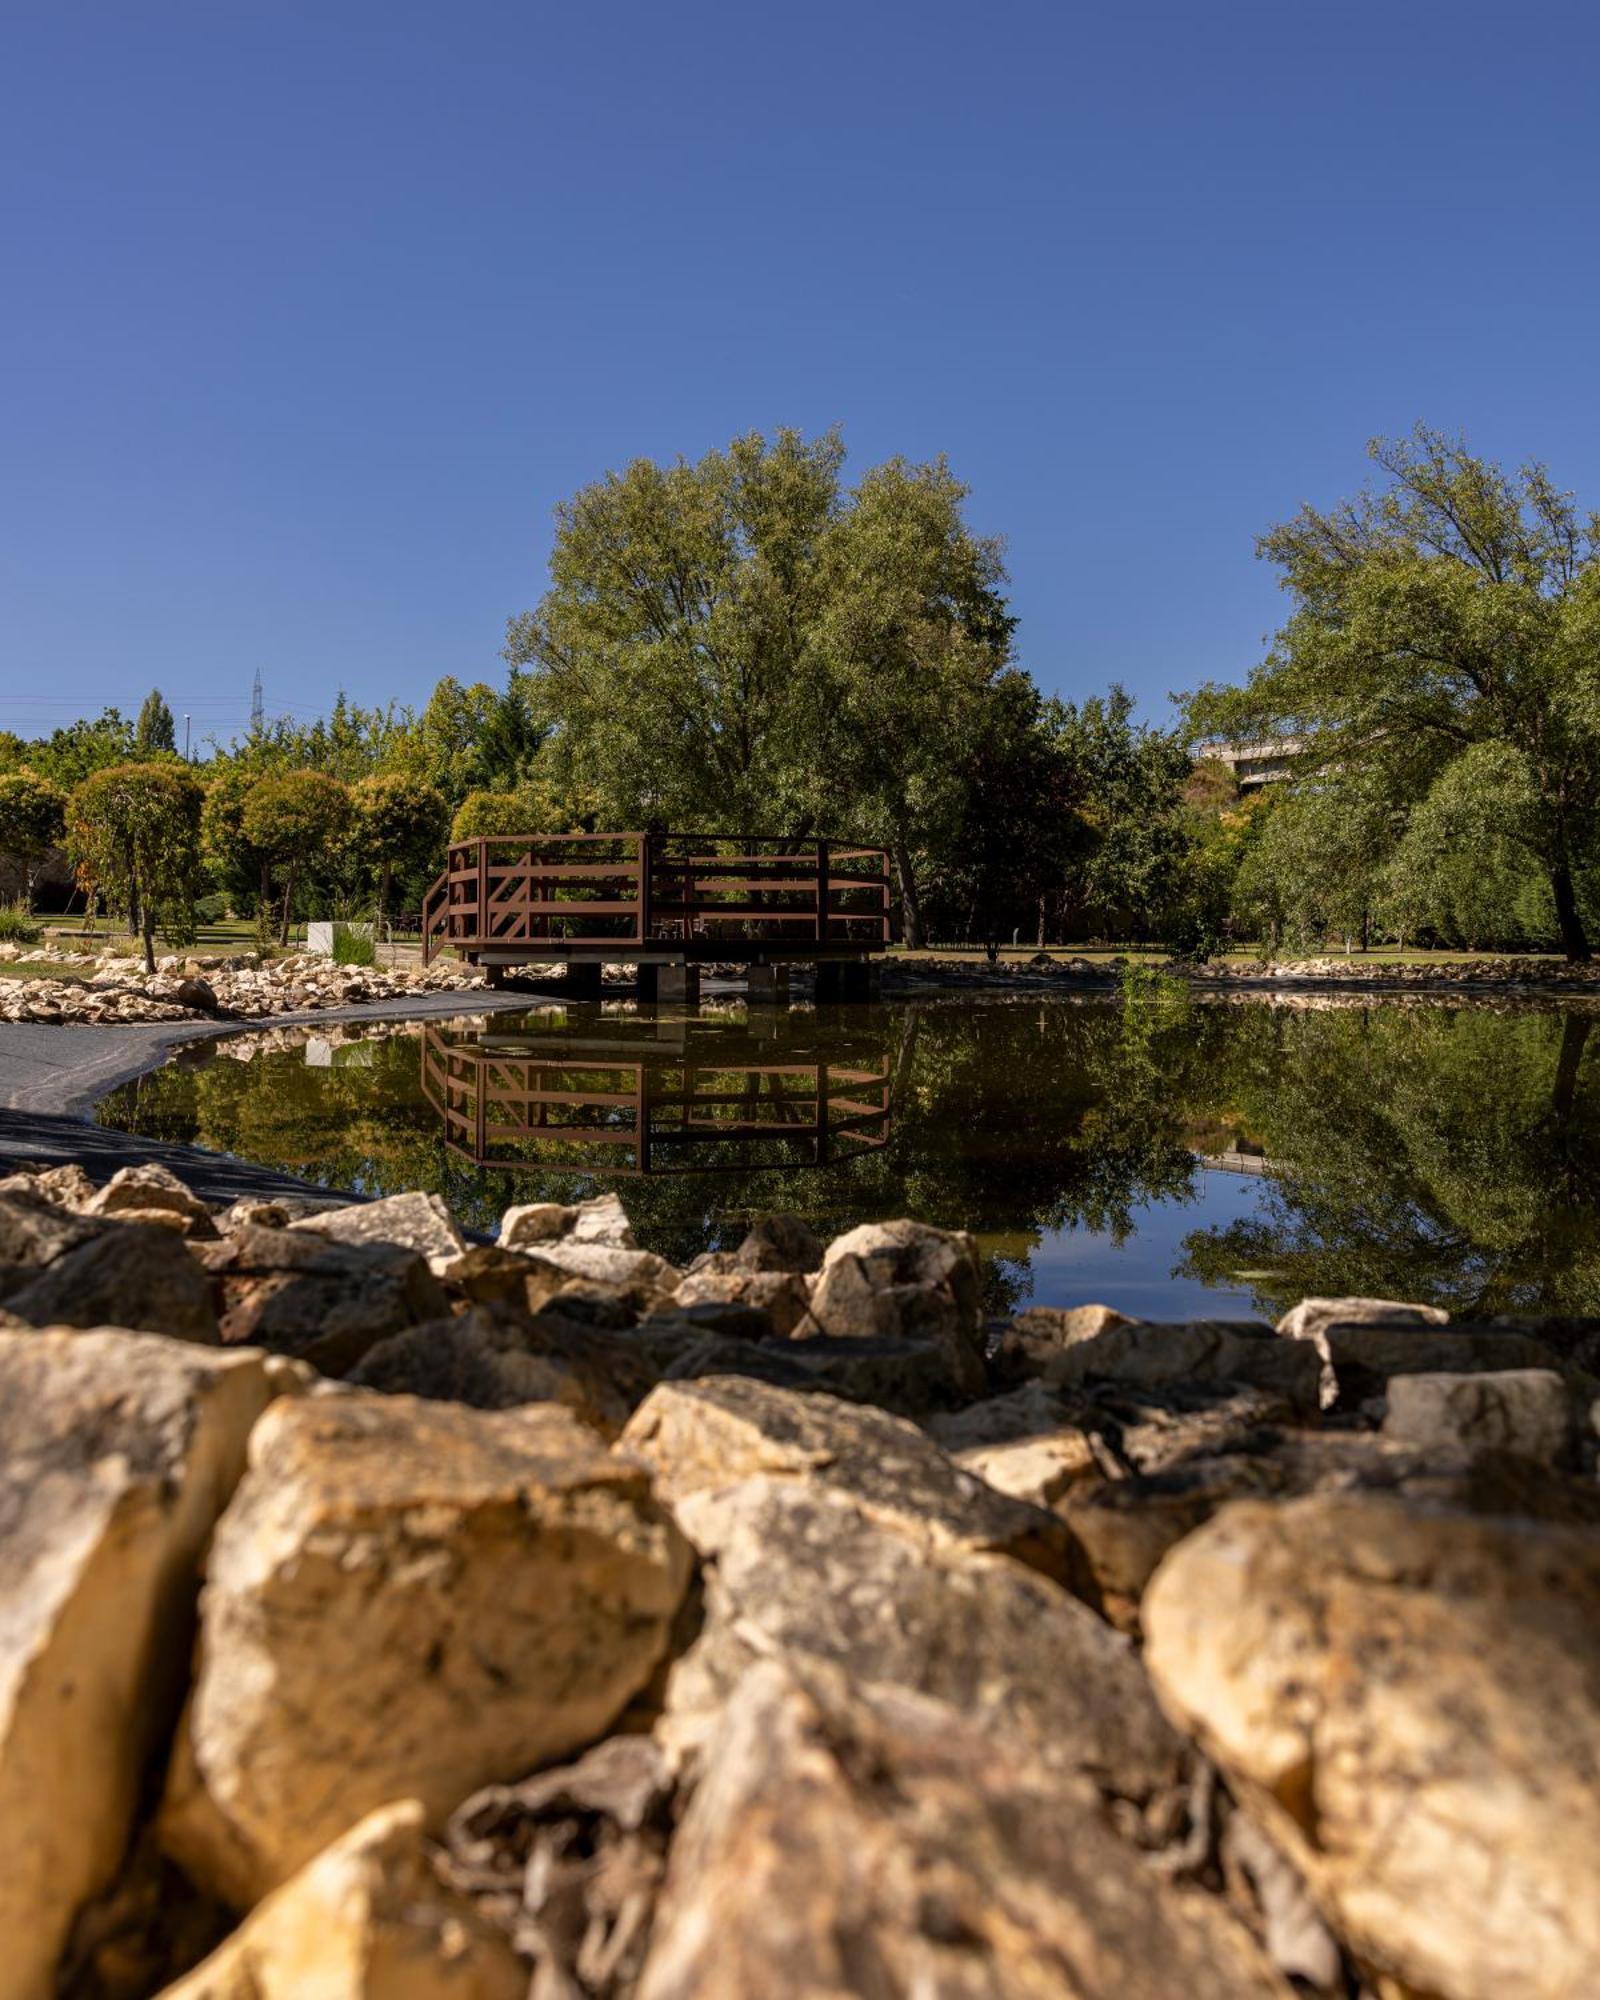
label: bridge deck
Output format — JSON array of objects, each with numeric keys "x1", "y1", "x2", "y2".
[{"x1": 422, "y1": 833, "x2": 890, "y2": 968}]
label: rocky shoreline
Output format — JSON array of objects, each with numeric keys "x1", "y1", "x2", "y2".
[
  {"x1": 886, "y1": 949, "x2": 1600, "y2": 996},
  {"x1": 2, "y1": 1159, "x2": 1597, "y2": 1998}
]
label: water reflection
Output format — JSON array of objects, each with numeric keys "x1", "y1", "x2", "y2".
[
  {"x1": 418, "y1": 1010, "x2": 892, "y2": 1174},
  {"x1": 94, "y1": 995, "x2": 1600, "y2": 1319}
]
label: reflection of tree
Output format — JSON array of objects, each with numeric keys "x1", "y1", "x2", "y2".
[
  {"x1": 97, "y1": 999, "x2": 1600, "y2": 1318},
  {"x1": 1177, "y1": 1005, "x2": 1600, "y2": 1318}
]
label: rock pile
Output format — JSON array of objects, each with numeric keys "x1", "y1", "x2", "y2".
[
  {"x1": 1, "y1": 1161, "x2": 1597, "y2": 1998},
  {"x1": 0, "y1": 952, "x2": 485, "y2": 1025}
]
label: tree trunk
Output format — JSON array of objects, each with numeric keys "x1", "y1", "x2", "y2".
[
  {"x1": 140, "y1": 906, "x2": 156, "y2": 975},
  {"x1": 1036, "y1": 895, "x2": 1047, "y2": 949},
  {"x1": 1552, "y1": 1013, "x2": 1591, "y2": 1123},
  {"x1": 278, "y1": 866, "x2": 296, "y2": 948},
  {"x1": 1551, "y1": 860, "x2": 1590, "y2": 963},
  {"x1": 377, "y1": 857, "x2": 393, "y2": 936},
  {"x1": 892, "y1": 845, "x2": 924, "y2": 951}
]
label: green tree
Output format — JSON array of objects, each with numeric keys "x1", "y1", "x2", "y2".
[
  {"x1": 1053, "y1": 689, "x2": 1192, "y2": 942},
  {"x1": 66, "y1": 762, "x2": 203, "y2": 970},
  {"x1": 28, "y1": 709, "x2": 137, "y2": 790},
  {"x1": 1188, "y1": 425, "x2": 1600, "y2": 961},
  {"x1": 240, "y1": 770, "x2": 353, "y2": 945},
  {"x1": 0, "y1": 771, "x2": 67, "y2": 909},
  {"x1": 350, "y1": 772, "x2": 449, "y2": 928},
  {"x1": 135, "y1": 689, "x2": 177, "y2": 756}
]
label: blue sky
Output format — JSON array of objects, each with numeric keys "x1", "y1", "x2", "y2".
[{"x1": 2, "y1": 0, "x2": 1597, "y2": 746}]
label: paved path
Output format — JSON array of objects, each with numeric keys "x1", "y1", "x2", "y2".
[{"x1": 0, "y1": 991, "x2": 532, "y2": 1205}]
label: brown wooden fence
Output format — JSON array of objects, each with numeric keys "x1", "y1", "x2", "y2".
[{"x1": 421, "y1": 833, "x2": 890, "y2": 964}]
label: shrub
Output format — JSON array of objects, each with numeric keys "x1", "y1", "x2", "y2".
[
  {"x1": 194, "y1": 891, "x2": 230, "y2": 924},
  {"x1": 332, "y1": 924, "x2": 377, "y2": 967},
  {"x1": 0, "y1": 907, "x2": 44, "y2": 945}
]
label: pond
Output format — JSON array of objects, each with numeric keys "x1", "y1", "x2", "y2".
[{"x1": 94, "y1": 992, "x2": 1600, "y2": 1321}]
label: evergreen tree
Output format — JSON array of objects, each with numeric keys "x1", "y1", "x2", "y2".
[{"x1": 135, "y1": 688, "x2": 178, "y2": 755}]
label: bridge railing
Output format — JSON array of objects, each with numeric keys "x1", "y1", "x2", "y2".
[{"x1": 422, "y1": 833, "x2": 891, "y2": 964}]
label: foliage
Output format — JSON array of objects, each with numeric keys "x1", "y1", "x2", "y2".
[
  {"x1": 240, "y1": 770, "x2": 354, "y2": 945},
  {"x1": 134, "y1": 689, "x2": 177, "y2": 756},
  {"x1": 0, "y1": 907, "x2": 44, "y2": 945},
  {"x1": 1187, "y1": 426, "x2": 1600, "y2": 959},
  {"x1": 24, "y1": 709, "x2": 137, "y2": 791},
  {"x1": 66, "y1": 761, "x2": 204, "y2": 970},
  {"x1": 350, "y1": 772, "x2": 449, "y2": 925},
  {"x1": 0, "y1": 771, "x2": 67, "y2": 909},
  {"x1": 332, "y1": 924, "x2": 377, "y2": 966},
  {"x1": 1052, "y1": 689, "x2": 1193, "y2": 941}
]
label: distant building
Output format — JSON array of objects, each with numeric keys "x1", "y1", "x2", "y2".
[{"x1": 1194, "y1": 737, "x2": 1303, "y2": 790}]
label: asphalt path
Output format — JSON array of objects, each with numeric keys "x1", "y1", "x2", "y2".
[{"x1": 0, "y1": 990, "x2": 533, "y2": 1204}]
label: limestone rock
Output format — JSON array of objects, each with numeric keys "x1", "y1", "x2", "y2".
[
  {"x1": 621, "y1": 1376, "x2": 1079, "y2": 1583},
  {"x1": 521, "y1": 1241, "x2": 680, "y2": 1308},
  {"x1": 803, "y1": 1222, "x2": 984, "y2": 1389},
  {"x1": 291, "y1": 1190, "x2": 466, "y2": 1274},
  {"x1": 0, "y1": 1163, "x2": 96, "y2": 1210},
  {"x1": 568, "y1": 1192, "x2": 636, "y2": 1249},
  {"x1": 671, "y1": 1260, "x2": 809, "y2": 1336},
  {"x1": 1, "y1": 1222, "x2": 220, "y2": 1343},
  {"x1": 499, "y1": 1192, "x2": 636, "y2": 1255},
  {"x1": 1276, "y1": 1295, "x2": 1448, "y2": 1405},
  {"x1": 197, "y1": 1224, "x2": 447, "y2": 1373},
  {"x1": 927, "y1": 1381, "x2": 1099, "y2": 1505},
  {"x1": 157, "y1": 1800, "x2": 523, "y2": 2000},
  {"x1": 85, "y1": 1162, "x2": 216, "y2": 1236},
  {"x1": 991, "y1": 1301, "x2": 1135, "y2": 1385},
  {"x1": 0, "y1": 1186, "x2": 105, "y2": 1290},
  {"x1": 731, "y1": 1211, "x2": 822, "y2": 1273},
  {"x1": 497, "y1": 1200, "x2": 572, "y2": 1250},
  {"x1": 1320, "y1": 1322, "x2": 1569, "y2": 1410},
  {"x1": 1039, "y1": 1317, "x2": 1322, "y2": 1411},
  {"x1": 638, "y1": 1661, "x2": 1289, "y2": 2000},
  {"x1": 0, "y1": 1330, "x2": 290, "y2": 2000},
  {"x1": 349, "y1": 1304, "x2": 659, "y2": 1433},
  {"x1": 661, "y1": 1473, "x2": 1180, "y2": 1802},
  {"x1": 1383, "y1": 1367, "x2": 1574, "y2": 1463},
  {"x1": 661, "y1": 1326, "x2": 989, "y2": 1417},
  {"x1": 159, "y1": 1390, "x2": 691, "y2": 1905},
  {"x1": 1144, "y1": 1493, "x2": 1600, "y2": 2000}
]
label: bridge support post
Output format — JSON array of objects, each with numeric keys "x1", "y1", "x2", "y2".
[
  {"x1": 563, "y1": 960, "x2": 603, "y2": 1000},
  {"x1": 746, "y1": 963, "x2": 789, "y2": 1006},
  {"x1": 656, "y1": 962, "x2": 699, "y2": 1006}
]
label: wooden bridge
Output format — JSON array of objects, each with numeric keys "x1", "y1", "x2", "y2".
[
  {"x1": 421, "y1": 833, "x2": 889, "y2": 999},
  {"x1": 417, "y1": 1017, "x2": 893, "y2": 1173}
]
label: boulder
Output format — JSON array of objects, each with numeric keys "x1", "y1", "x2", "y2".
[
  {"x1": 290, "y1": 1190, "x2": 466, "y2": 1273},
  {"x1": 0, "y1": 1163, "x2": 96, "y2": 1210},
  {"x1": 0, "y1": 1186, "x2": 106, "y2": 1291},
  {"x1": 1144, "y1": 1493, "x2": 1600, "y2": 2000},
  {"x1": 157, "y1": 1800, "x2": 523, "y2": 2000},
  {"x1": 159, "y1": 1390, "x2": 691, "y2": 1905},
  {"x1": 670, "y1": 1261, "x2": 809, "y2": 1337},
  {"x1": 497, "y1": 1200, "x2": 572, "y2": 1250},
  {"x1": 621, "y1": 1376, "x2": 1078, "y2": 1583},
  {"x1": 638, "y1": 1662, "x2": 1289, "y2": 2000},
  {"x1": 0, "y1": 1330, "x2": 291, "y2": 2000},
  {"x1": 1383, "y1": 1367, "x2": 1575, "y2": 1463},
  {"x1": 1038, "y1": 1317, "x2": 1322, "y2": 1412},
  {"x1": 0, "y1": 1222, "x2": 220, "y2": 1343},
  {"x1": 196, "y1": 1224, "x2": 447, "y2": 1373},
  {"x1": 990, "y1": 1301, "x2": 1135, "y2": 1385},
  {"x1": 85, "y1": 1162, "x2": 215, "y2": 1237},
  {"x1": 662, "y1": 1326, "x2": 990, "y2": 1417},
  {"x1": 731, "y1": 1211, "x2": 823, "y2": 1274},
  {"x1": 349, "y1": 1304, "x2": 659, "y2": 1433},
  {"x1": 1320, "y1": 1322, "x2": 1570, "y2": 1411},
  {"x1": 660, "y1": 1473, "x2": 1180, "y2": 1803},
  {"x1": 499, "y1": 1192, "x2": 636, "y2": 1255},
  {"x1": 802, "y1": 1222, "x2": 984, "y2": 1398},
  {"x1": 1276, "y1": 1295, "x2": 1448, "y2": 1406},
  {"x1": 927, "y1": 1380, "x2": 1100, "y2": 1505},
  {"x1": 567, "y1": 1191, "x2": 636, "y2": 1249}
]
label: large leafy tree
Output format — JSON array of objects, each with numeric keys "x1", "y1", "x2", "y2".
[
  {"x1": 1053, "y1": 689, "x2": 1192, "y2": 941},
  {"x1": 66, "y1": 762, "x2": 204, "y2": 970},
  {"x1": 505, "y1": 430, "x2": 1017, "y2": 946},
  {"x1": 0, "y1": 771, "x2": 67, "y2": 909},
  {"x1": 28, "y1": 708, "x2": 137, "y2": 791},
  {"x1": 135, "y1": 689, "x2": 177, "y2": 755},
  {"x1": 350, "y1": 772, "x2": 449, "y2": 928},
  {"x1": 1188, "y1": 426, "x2": 1600, "y2": 960},
  {"x1": 240, "y1": 770, "x2": 353, "y2": 945}
]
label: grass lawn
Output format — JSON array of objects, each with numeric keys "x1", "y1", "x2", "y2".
[{"x1": 886, "y1": 943, "x2": 1569, "y2": 966}]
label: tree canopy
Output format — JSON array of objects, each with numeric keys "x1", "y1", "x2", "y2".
[
  {"x1": 135, "y1": 689, "x2": 177, "y2": 756},
  {"x1": 66, "y1": 762, "x2": 203, "y2": 969}
]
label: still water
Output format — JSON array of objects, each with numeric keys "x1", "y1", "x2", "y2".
[{"x1": 95, "y1": 994, "x2": 1600, "y2": 1321}]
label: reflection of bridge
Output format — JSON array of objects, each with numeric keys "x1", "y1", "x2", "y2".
[
  {"x1": 421, "y1": 834, "x2": 890, "y2": 1003},
  {"x1": 419, "y1": 1016, "x2": 894, "y2": 1174},
  {"x1": 1195, "y1": 1148, "x2": 1283, "y2": 1179}
]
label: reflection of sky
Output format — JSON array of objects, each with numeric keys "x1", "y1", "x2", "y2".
[{"x1": 1011, "y1": 1169, "x2": 1269, "y2": 1321}]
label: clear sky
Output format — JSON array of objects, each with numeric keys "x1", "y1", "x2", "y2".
[{"x1": 2, "y1": 0, "x2": 1597, "y2": 746}]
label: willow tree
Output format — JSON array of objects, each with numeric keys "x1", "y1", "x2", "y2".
[
  {"x1": 1188, "y1": 426, "x2": 1600, "y2": 960},
  {"x1": 66, "y1": 762, "x2": 203, "y2": 970}
]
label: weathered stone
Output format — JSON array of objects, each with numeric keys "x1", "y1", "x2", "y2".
[
  {"x1": 927, "y1": 1381, "x2": 1099, "y2": 1504},
  {"x1": 1, "y1": 1223, "x2": 220, "y2": 1342},
  {"x1": 0, "y1": 1163, "x2": 96, "y2": 1210},
  {"x1": 568, "y1": 1191, "x2": 636, "y2": 1249},
  {"x1": 1144, "y1": 1493, "x2": 1600, "y2": 2000},
  {"x1": 1321, "y1": 1322, "x2": 1569, "y2": 1410},
  {"x1": 522, "y1": 1240, "x2": 680, "y2": 1307},
  {"x1": 801, "y1": 1219, "x2": 986, "y2": 1399},
  {"x1": 0, "y1": 1186, "x2": 105, "y2": 1292},
  {"x1": 197, "y1": 1223, "x2": 447, "y2": 1372},
  {"x1": 639, "y1": 1662, "x2": 1289, "y2": 2000},
  {"x1": 160, "y1": 1390, "x2": 691, "y2": 1905},
  {"x1": 0, "y1": 1330, "x2": 291, "y2": 2000},
  {"x1": 290, "y1": 1189, "x2": 466, "y2": 1273},
  {"x1": 732, "y1": 1211, "x2": 823, "y2": 1274},
  {"x1": 621, "y1": 1377, "x2": 1079, "y2": 1583},
  {"x1": 157, "y1": 1800, "x2": 523, "y2": 2000},
  {"x1": 661, "y1": 1473, "x2": 1180, "y2": 1801},
  {"x1": 349, "y1": 1304, "x2": 658, "y2": 1433},
  {"x1": 1039, "y1": 1317, "x2": 1323, "y2": 1411},
  {"x1": 172, "y1": 975, "x2": 218, "y2": 1013},
  {"x1": 662, "y1": 1327, "x2": 989, "y2": 1417},
  {"x1": 990, "y1": 1301, "x2": 1135, "y2": 1385},
  {"x1": 1383, "y1": 1367, "x2": 1574, "y2": 1463},
  {"x1": 671, "y1": 1260, "x2": 809, "y2": 1336},
  {"x1": 497, "y1": 1199, "x2": 572, "y2": 1249},
  {"x1": 86, "y1": 1162, "x2": 215, "y2": 1236},
  {"x1": 1276, "y1": 1295, "x2": 1449, "y2": 1405}
]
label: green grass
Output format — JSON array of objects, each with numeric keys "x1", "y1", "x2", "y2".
[{"x1": 887, "y1": 943, "x2": 1570, "y2": 966}]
